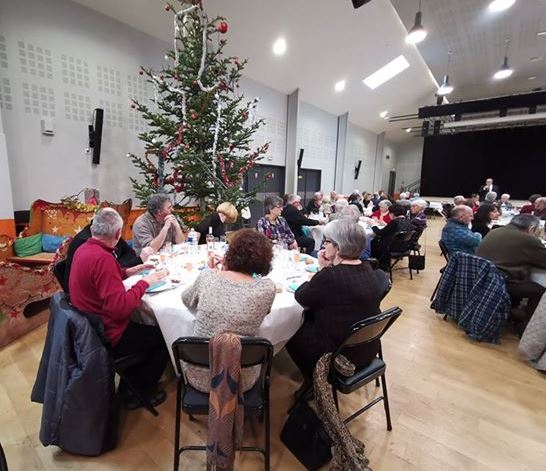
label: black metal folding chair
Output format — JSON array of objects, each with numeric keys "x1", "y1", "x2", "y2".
[
  {"x1": 388, "y1": 230, "x2": 416, "y2": 281},
  {"x1": 430, "y1": 240, "x2": 451, "y2": 302},
  {"x1": 0, "y1": 442, "x2": 8, "y2": 471},
  {"x1": 171, "y1": 336, "x2": 273, "y2": 471},
  {"x1": 328, "y1": 306, "x2": 402, "y2": 431}
]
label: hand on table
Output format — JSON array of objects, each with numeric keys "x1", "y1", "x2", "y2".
[
  {"x1": 140, "y1": 246, "x2": 155, "y2": 262},
  {"x1": 207, "y1": 254, "x2": 224, "y2": 271},
  {"x1": 143, "y1": 269, "x2": 168, "y2": 287},
  {"x1": 289, "y1": 241, "x2": 299, "y2": 250},
  {"x1": 125, "y1": 262, "x2": 156, "y2": 277}
]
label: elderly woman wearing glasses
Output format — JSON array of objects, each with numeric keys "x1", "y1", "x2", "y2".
[
  {"x1": 256, "y1": 195, "x2": 298, "y2": 249},
  {"x1": 286, "y1": 218, "x2": 390, "y2": 397}
]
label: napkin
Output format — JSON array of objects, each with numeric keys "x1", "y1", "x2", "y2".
[{"x1": 146, "y1": 281, "x2": 167, "y2": 293}]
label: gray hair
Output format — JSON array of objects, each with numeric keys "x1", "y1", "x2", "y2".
[
  {"x1": 379, "y1": 200, "x2": 392, "y2": 209},
  {"x1": 286, "y1": 194, "x2": 301, "y2": 204},
  {"x1": 411, "y1": 199, "x2": 428, "y2": 209},
  {"x1": 147, "y1": 193, "x2": 171, "y2": 216},
  {"x1": 453, "y1": 195, "x2": 465, "y2": 205},
  {"x1": 485, "y1": 191, "x2": 497, "y2": 203},
  {"x1": 263, "y1": 195, "x2": 283, "y2": 215},
  {"x1": 322, "y1": 218, "x2": 366, "y2": 259},
  {"x1": 340, "y1": 204, "x2": 361, "y2": 223},
  {"x1": 510, "y1": 214, "x2": 540, "y2": 232},
  {"x1": 91, "y1": 208, "x2": 123, "y2": 238},
  {"x1": 451, "y1": 205, "x2": 472, "y2": 220},
  {"x1": 501, "y1": 193, "x2": 510, "y2": 200},
  {"x1": 535, "y1": 197, "x2": 546, "y2": 207}
]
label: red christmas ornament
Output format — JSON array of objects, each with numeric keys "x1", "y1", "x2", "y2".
[
  {"x1": 191, "y1": 112, "x2": 198, "y2": 120},
  {"x1": 217, "y1": 21, "x2": 228, "y2": 34},
  {"x1": 241, "y1": 111, "x2": 248, "y2": 120},
  {"x1": 192, "y1": 80, "x2": 198, "y2": 86},
  {"x1": 131, "y1": 103, "x2": 136, "y2": 109},
  {"x1": 139, "y1": 69, "x2": 144, "y2": 75},
  {"x1": 174, "y1": 75, "x2": 180, "y2": 81},
  {"x1": 184, "y1": 144, "x2": 190, "y2": 151},
  {"x1": 165, "y1": 4, "x2": 171, "y2": 11},
  {"x1": 160, "y1": 75, "x2": 164, "y2": 80}
]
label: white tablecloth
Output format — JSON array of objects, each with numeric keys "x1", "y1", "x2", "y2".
[
  {"x1": 125, "y1": 246, "x2": 309, "y2": 367},
  {"x1": 428, "y1": 201, "x2": 444, "y2": 216}
]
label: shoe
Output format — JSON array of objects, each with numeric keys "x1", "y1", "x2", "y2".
[{"x1": 124, "y1": 389, "x2": 167, "y2": 410}]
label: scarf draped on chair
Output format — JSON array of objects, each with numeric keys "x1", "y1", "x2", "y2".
[
  {"x1": 207, "y1": 332, "x2": 244, "y2": 471},
  {"x1": 314, "y1": 352, "x2": 373, "y2": 471}
]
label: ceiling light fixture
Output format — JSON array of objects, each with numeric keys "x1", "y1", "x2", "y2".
[
  {"x1": 488, "y1": 0, "x2": 516, "y2": 13},
  {"x1": 363, "y1": 55, "x2": 410, "y2": 90},
  {"x1": 334, "y1": 80, "x2": 346, "y2": 92},
  {"x1": 528, "y1": 76, "x2": 536, "y2": 80},
  {"x1": 380, "y1": 110, "x2": 388, "y2": 119},
  {"x1": 437, "y1": 51, "x2": 455, "y2": 96},
  {"x1": 530, "y1": 56, "x2": 541, "y2": 62},
  {"x1": 493, "y1": 39, "x2": 513, "y2": 80},
  {"x1": 272, "y1": 37, "x2": 287, "y2": 56},
  {"x1": 406, "y1": 127, "x2": 412, "y2": 133},
  {"x1": 537, "y1": 31, "x2": 546, "y2": 37},
  {"x1": 405, "y1": 0, "x2": 428, "y2": 45}
]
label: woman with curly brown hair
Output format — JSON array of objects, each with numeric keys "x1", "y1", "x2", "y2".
[{"x1": 181, "y1": 229, "x2": 276, "y2": 392}]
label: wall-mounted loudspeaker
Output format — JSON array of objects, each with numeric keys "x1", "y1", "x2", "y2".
[
  {"x1": 352, "y1": 0, "x2": 372, "y2": 8},
  {"x1": 297, "y1": 148, "x2": 304, "y2": 171},
  {"x1": 354, "y1": 160, "x2": 362, "y2": 180},
  {"x1": 88, "y1": 108, "x2": 103, "y2": 165}
]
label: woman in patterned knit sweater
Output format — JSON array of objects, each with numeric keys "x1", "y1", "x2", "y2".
[{"x1": 181, "y1": 229, "x2": 276, "y2": 392}]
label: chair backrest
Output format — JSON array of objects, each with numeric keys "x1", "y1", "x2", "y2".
[
  {"x1": 0, "y1": 441, "x2": 8, "y2": 471},
  {"x1": 53, "y1": 259, "x2": 67, "y2": 292},
  {"x1": 333, "y1": 307, "x2": 402, "y2": 354},
  {"x1": 389, "y1": 230, "x2": 415, "y2": 253},
  {"x1": 171, "y1": 336, "x2": 274, "y2": 383},
  {"x1": 438, "y1": 240, "x2": 450, "y2": 262}
]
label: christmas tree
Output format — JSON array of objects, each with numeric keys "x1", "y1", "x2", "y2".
[{"x1": 127, "y1": 0, "x2": 269, "y2": 213}]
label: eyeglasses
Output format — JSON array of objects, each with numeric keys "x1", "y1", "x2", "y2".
[{"x1": 323, "y1": 239, "x2": 337, "y2": 246}]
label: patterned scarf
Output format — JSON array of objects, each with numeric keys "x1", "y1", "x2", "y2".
[
  {"x1": 207, "y1": 333, "x2": 244, "y2": 471},
  {"x1": 314, "y1": 353, "x2": 373, "y2": 471}
]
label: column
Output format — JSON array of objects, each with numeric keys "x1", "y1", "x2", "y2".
[{"x1": 284, "y1": 89, "x2": 299, "y2": 195}]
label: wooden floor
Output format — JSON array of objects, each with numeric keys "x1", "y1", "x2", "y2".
[{"x1": 1, "y1": 218, "x2": 545, "y2": 470}]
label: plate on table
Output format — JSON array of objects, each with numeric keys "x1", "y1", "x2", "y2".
[
  {"x1": 305, "y1": 265, "x2": 319, "y2": 273},
  {"x1": 284, "y1": 276, "x2": 307, "y2": 293},
  {"x1": 146, "y1": 279, "x2": 185, "y2": 293}
]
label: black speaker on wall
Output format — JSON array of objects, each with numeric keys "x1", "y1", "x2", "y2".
[
  {"x1": 351, "y1": 0, "x2": 372, "y2": 8},
  {"x1": 354, "y1": 160, "x2": 362, "y2": 180},
  {"x1": 88, "y1": 108, "x2": 103, "y2": 165},
  {"x1": 297, "y1": 148, "x2": 304, "y2": 171}
]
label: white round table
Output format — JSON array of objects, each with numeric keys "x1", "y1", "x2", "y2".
[{"x1": 124, "y1": 246, "x2": 312, "y2": 367}]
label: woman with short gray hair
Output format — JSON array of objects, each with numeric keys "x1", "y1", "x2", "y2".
[
  {"x1": 286, "y1": 218, "x2": 390, "y2": 396},
  {"x1": 371, "y1": 199, "x2": 393, "y2": 224},
  {"x1": 256, "y1": 195, "x2": 297, "y2": 249}
]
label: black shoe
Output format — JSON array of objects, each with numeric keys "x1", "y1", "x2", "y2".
[{"x1": 124, "y1": 389, "x2": 167, "y2": 410}]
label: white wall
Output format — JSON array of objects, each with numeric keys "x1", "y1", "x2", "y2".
[
  {"x1": 297, "y1": 102, "x2": 338, "y2": 193},
  {"x1": 382, "y1": 140, "x2": 398, "y2": 191},
  {"x1": 346, "y1": 123, "x2": 379, "y2": 193},
  {"x1": 395, "y1": 137, "x2": 423, "y2": 190},
  {"x1": 0, "y1": 110, "x2": 14, "y2": 219},
  {"x1": 0, "y1": 0, "x2": 168, "y2": 210}
]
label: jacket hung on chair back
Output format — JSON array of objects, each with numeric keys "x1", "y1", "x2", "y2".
[{"x1": 31, "y1": 293, "x2": 119, "y2": 456}]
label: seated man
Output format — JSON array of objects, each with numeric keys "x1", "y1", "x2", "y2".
[
  {"x1": 520, "y1": 194, "x2": 542, "y2": 214},
  {"x1": 64, "y1": 219, "x2": 149, "y2": 293},
  {"x1": 534, "y1": 197, "x2": 546, "y2": 220},
  {"x1": 305, "y1": 191, "x2": 323, "y2": 215},
  {"x1": 477, "y1": 214, "x2": 546, "y2": 321},
  {"x1": 282, "y1": 194, "x2": 324, "y2": 255},
  {"x1": 441, "y1": 205, "x2": 482, "y2": 255},
  {"x1": 69, "y1": 208, "x2": 169, "y2": 408},
  {"x1": 132, "y1": 194, "x2": 185, "y2": 258},
  {"x1": 499, "y1": 193, "x2": 513, "y2": 212}
]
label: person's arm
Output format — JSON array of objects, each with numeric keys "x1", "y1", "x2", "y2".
[
  {"x1": 93, "y1": 256, "x2": 149, "y2": 322},
  {"x1": 280, "y1": 217, "x2": 296, "y2": 246},
  {"x1": 294, "y1": 268, "x2": 330, "y2": 310},
  {"x1": 134, "y1": 217, "x2": 172, "y2": 254},
  {"x1": 256, "y1": 217, "x2": 267, "y2": 235},
  {"x1": 116, "y1": 238, "x2": 141, "y2": 268},
  {"x1": 462, "y1": 229, "x2": 482, "y2": 249},
  {"x1": 181, "y1": 272, "x2": 203, "y2": 310},
  {"x1": 373, "y1": 220, "x2": 397, "y2": 237},
  {"x1": 524, "y1": 238, "x2": 546, "y2": 270},
  {"x1": 171, "y1": 217, "x2": 185, "y2": 244},
  {"x1": 289, "y1": 207, "x2": 320, "y2": 227}
]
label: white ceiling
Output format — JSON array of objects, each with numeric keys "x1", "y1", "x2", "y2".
[
  {"x1": 391, "y1": 0, "x2": 546, "y2": 102},
  {"x1": 69, "y1": 0, "x2": 440, "y2": 142}
]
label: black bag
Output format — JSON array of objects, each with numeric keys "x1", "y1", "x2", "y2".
[
  {"x1": 280, "y1": 401, "x2": 332, "y2": 470},
  {"x1": 408, "y1": 253, "x2": 425, "y2": 270}
]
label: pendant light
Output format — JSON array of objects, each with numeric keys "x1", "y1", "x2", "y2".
[
  {"x1": 405, "y1": 0, "x2": 428, "y2": 45},
  {"x1": 493, "y1": 39, "x2": 513, "y2": 80},
  {"x1": 437, "y1": 51, "x2": 454, "y2": 96}
]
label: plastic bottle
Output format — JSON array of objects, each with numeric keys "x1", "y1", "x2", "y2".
[{"x1": 188, "y1": 228, "x2": 199, "y2": 255}]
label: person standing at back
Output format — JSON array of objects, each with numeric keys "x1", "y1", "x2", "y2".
[{"x1": 478, "y1": 178, "x2": 499, "y2": 201}]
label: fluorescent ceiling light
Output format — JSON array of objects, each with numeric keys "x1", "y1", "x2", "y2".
[
  {"x1": 334, "y1": 80, "x2": 346, "y2": 92},
  {"x1": 530, "y1": 56, "x2": 541, "y2": 62},
  {"x1": 363, "y1": 55, "x2": 410, "y2": 90},
  {"x1": 538, "y1": 31, "x2": 546, "y2": 37},
  {"x1": 528, "y1": 76, "x2": 536, "y2": 80},
  {"x1": 272, "y1": 37, "x2": 286, "y2": 56},
  {"x1": 488, "y1": 0, "x2": 516, "y2": 12},
  {"x1": 406, "y1": 127, "x2": 412, "y2": 133},
  {"x1": 379, "y1": 110, "x2": 388, "y2": 119}
]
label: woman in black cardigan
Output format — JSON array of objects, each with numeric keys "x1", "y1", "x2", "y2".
[
  {"x1": 471, "y1": 203, "x2": 500, "y2": 238},
  {"x1": 286, "y1": 219, "x2": 390, "y2": 392}
]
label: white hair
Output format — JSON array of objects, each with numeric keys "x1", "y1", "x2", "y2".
[
  {"x1": 91, "y1": 208, "x2": 123, "y2": 238},
  {"x1": 411, "y1": 199, "x2": 428, "y2": 209},
  {"x1": 287, "y1": 194, "x2": 301, "y2": 204}
]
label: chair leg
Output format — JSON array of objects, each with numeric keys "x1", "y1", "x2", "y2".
[
  {"x1": 409, "y1": 266, "x2": 413, "y2": 280},
  {"x1": 375, "y1": 378, "x2": 380, "y2": 387},
  {"x1": 118, "y1": 373, "x2": 158, "y2": 417},
  {"x1": 174, "y1": 381, "x2": 182, "y2": 471},
  {"x1": 430, "y1": 279, "x2": 440, "y2": 302},
  {"x1": 380, "y1": 374, "x2": 392, "y2": 431},
  {"x1": 264, "y1": 397, "x2": 271, "y2": 471}
]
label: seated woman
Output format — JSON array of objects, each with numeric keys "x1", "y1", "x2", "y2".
[
  {"x1": 256, "y1": 195, "x2": 298, "y2": 249},
  {"x1": 370, "y1": 203, "x2": 413, "y2": 269},
  {"x1": 181, "y1": 230, "x2": 276, "y2": 392},
  {"x1": 371, "y1": 199, "x2": 393, "y2": 224},
  {"x1": 472, "y1": 203, "x2": 500, "y2": 238},
  {"x1": 347, "y1": 191, "x2": 364, "y2": 214},
  {"x1": 196, "y1": 202, "x2": 238, "y2": 244},
  {"x1": 286, "y1": 219, "x2": 389, "y2": 394}
]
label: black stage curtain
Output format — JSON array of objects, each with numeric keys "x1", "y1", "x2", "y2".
[{"x1": 420, "y1": 125, "x2": 546, "y2": 199}]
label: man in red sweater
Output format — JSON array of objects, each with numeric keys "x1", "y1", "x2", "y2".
[{"x1": 70, "y1": 207, "x2": 169, "y2": 409}]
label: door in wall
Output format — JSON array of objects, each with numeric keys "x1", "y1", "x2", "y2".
[
  {"x1": 243, "y1": 165, "x2": 286, "y2": 227},
  {"x1": 388, "y1": 169, "x2": 396, "y2": 197},
  {"x1": 297, "y1": 168, "x2": 322, "y2": 207}
]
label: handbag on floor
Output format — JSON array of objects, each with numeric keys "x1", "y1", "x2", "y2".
[
  {"x1": 280, "y1": 401, "x2": 332, "y2": 470},
  {"x1": 408, "y1": 228, "x2": 427, "y2": 271}
]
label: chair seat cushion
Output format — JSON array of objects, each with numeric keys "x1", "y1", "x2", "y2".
[
  {"x1": 331, "y1": 358, "x2": 385, "y2": 393},
  {"x1": 182, "y1": 379, "x2": 263, "y2": 413}
]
